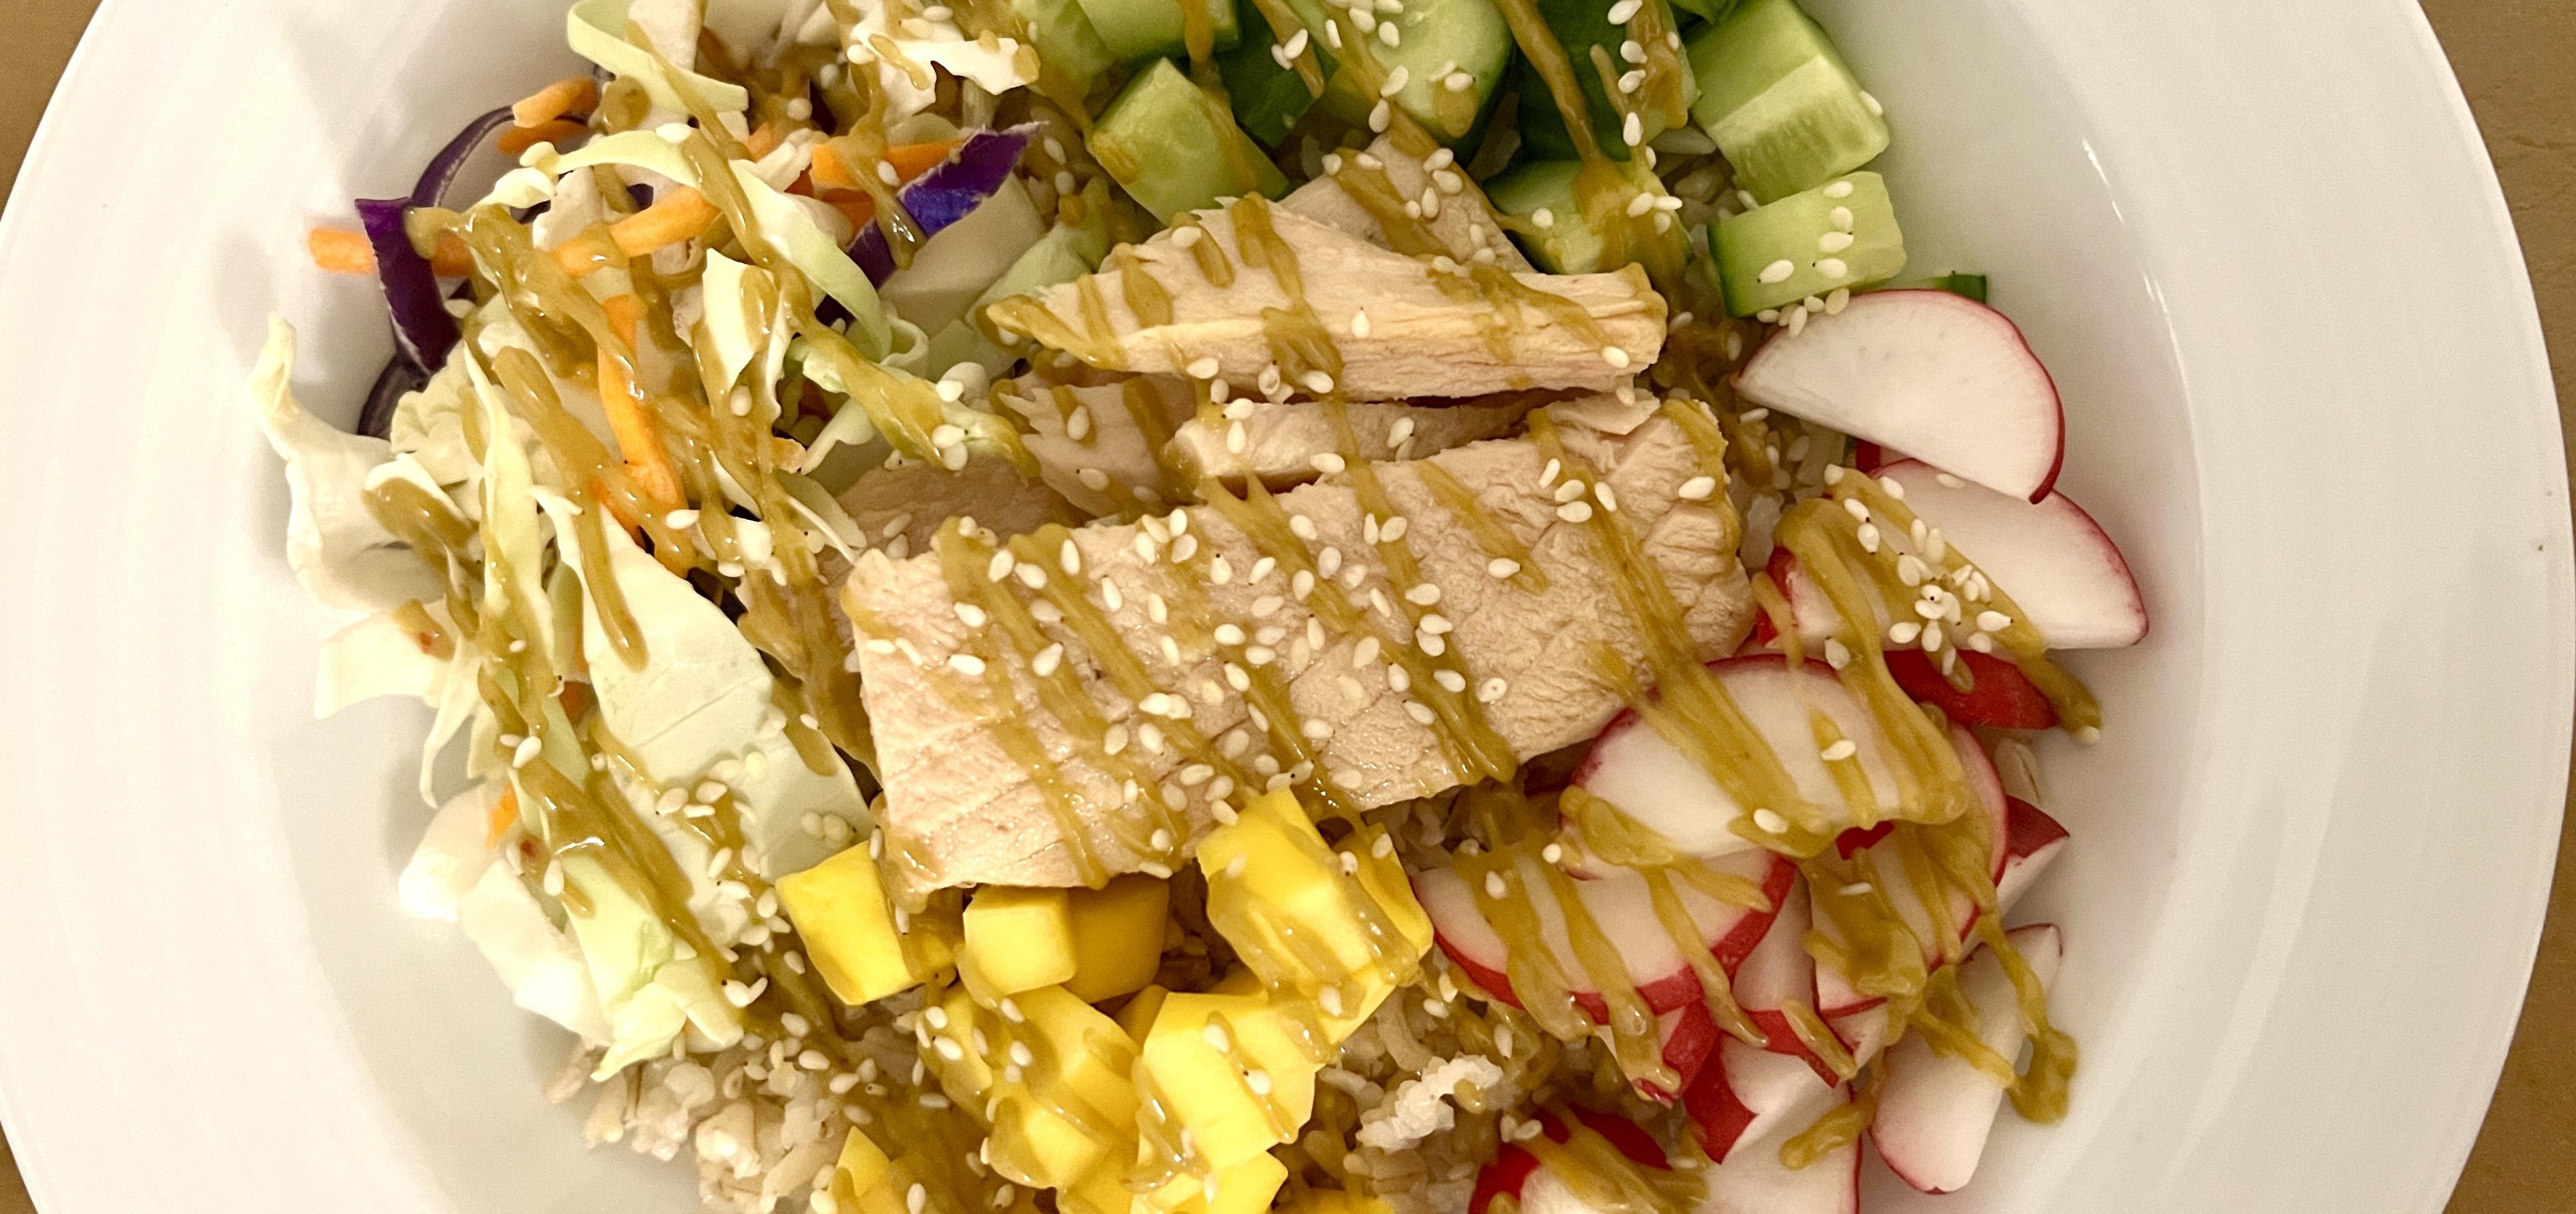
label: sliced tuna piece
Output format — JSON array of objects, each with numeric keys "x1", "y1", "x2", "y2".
[
  {"x1": 988, "y1": 195, "x2": 1664, "y2": 400},
  {"x1": 1282, "y1": 135, "x2": 1533, "y2": 272},
  {"x1": 842, "y1": 411, "x2": 1751, "y2": 888}
]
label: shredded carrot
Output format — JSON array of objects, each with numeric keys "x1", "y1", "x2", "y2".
[
  {"x1": 512, "y1": 75, "x2": 600, "y2": 128},
  {"x1": 308, "y1": 227, "x2": 478, "y2": 277},
  {"x1": 557, "y1": 681, "x2": 592, "y2": 721},
  {"x1": 596, "y1": 294, "x2": 686, "y2": 513},
  {"x1": 820, "y1": 192, "x2": 876, "y2": 233},
  {"x1": 811, "y1": 138, "x2": 960, "y2": 192},
  {"x1": 498, "y1": 118, "x2": 590, "y2": 156},
  {"x1": 484, "y1": 785, "x2": 521, "y2": 849},
  {"x1": 552, "y1": 188, "x2": 722, "y2": 279},
  {"x1": 743, "y1": 121, "x2": 785, "y2": 160},
  {"x1": 308, "y1": 228, "x2": 376, "y2": 274}
]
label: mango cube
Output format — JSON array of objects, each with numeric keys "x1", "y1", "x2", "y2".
[
  {"x1": 984, "y1": 986, "x2": 1141, "y2": 1189},
  {"x1": 1137, "y1": 992, "x2": 1320, "y2": 1174},
  {"x1": 828, "y1": 1129, "x2": 909, "y2": 1214},
  {"x1": 1066, "y1": 875, "x2": 1171, "y2": 1002},
  {"x1": 1117, "y1": 984, "x2": 1173, "y2": 1043},
  {"x1": 924, "y1": 988, "x2": 996, "y2": 1107},
  {"x1": 777, "y1": 845, "x2": 953, "y2": 1006},
  {"x1": 1280, "y1": 1191, "x2": 1396, "y2": 1214},
  {"x1": 1161, "y1": 1151, "x2": 1288, "y2": 1214},
  {"x1": 1195, "y1": 791, "x2": 1432, "y2": 1039},
  {"x1": 964, "y1": 886, "x2": 1079, "y2": 1000}
]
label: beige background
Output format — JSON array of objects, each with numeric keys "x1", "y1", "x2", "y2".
[{"x1": 0, "y1": 0, "x2": 2568, "y2": 1209}]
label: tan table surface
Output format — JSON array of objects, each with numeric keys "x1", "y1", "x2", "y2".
[{"x1": 0, "y1": 1, "x2": 2568, "y2": 1210}]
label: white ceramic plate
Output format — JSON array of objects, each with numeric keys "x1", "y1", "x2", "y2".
[{"x1": 0, "y1": 0, "x2": 2563, "y2": 1211}]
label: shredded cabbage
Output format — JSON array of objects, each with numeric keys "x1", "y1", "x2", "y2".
[
  {"x1": 248, "y1": 319, "x2": 443, "y2": 614},
  {"x1": 568, "y1": 0, "x2": 751, "y2": 120}
]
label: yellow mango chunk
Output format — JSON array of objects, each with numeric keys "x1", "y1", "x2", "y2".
[
  {"x1": 1117, "y1": 984, "x2": 1173, "y2": 1042},
  {"x1": 828, "y1": 1129, "x2": 909, "y2": 1214},
  {"x1": 1059, "y1": 1155, "x2": 1141, "y2": 1214},
  {"x1": 778, "y1": 845, "x2": 954, "y2": 1006},
  {"x1": 964, "y1": 886, "x2": 1078, "y2": 1000},
  {"x1": 1137, "y1": 992, "x2": 1321, "y2": 1175},
  {"x1": 1280, "y1": 1190, "x2": 1397, "y2": 1214},
  {"x1": 984, "y1": 986, "x2": 1141, "y2": 1189},
  {"x1": 1066, "y1": 875, "x2": 1171, "y2": 1002},
  {"x1": 923, "y1": 988, "x2": 995, "y2": 1107},
  {"x1": 1195, "y1": 791, "x2": 1431, "y2": 1040},
  {"x1": 1160, "y1": 1151, "x2": 1288, "y2": 1214}
]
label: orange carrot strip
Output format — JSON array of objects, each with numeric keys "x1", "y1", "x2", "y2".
[
  {"x1": 484, "y1": 785, "x2": 522, "y2": 849},
  {"x1": 308, "y1": 228, "x2": 376, "y2": 274},
  {"x1": 549, "y1": 188, "x2": 723, "y2": 280},
  {"x1": 744, "y1": 122, "x2": 785, "y2": 160},
  {"x1": 811, "y1": 138, "x2": 959, "y2": 192},
  {"x1": 821, "y1": 192, "x2": 875, "y2": 233},
  {"x1": 309, "y1": 228, "x2": 477, "y2": 277},
  {"x1": 596, "y1": 294, "x2": 685, "y2": 512},
  {"x1": 512, "y1": 75, "x2": 600, "y2": 128},
  {"x1": 498, "y1": 118, "x2": 589, "y2": 156}
]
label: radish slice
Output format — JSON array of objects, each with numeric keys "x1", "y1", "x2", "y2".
[
  {"x1": 1732, "y1": 876, "x2": 1833, "y2": 1080},
  {"x1": 1684, "y1": 1037, "x2": 1844, "y2": 1164},
  {"x1": 1811, "y1": 725, "x2": 2007, "y2": 1016},
  {"x1": 1696, "y1": 1121, "x2": 1861, "y2": 1214},
  {"x1": 1885, "y1": 648, "x2": 2058, "y2": 730},
  {"x1": 1638, "y1": 1000, "x2": 1723, "y2": 1104},
  {"x1": 1872, "y1": 923, "x2": 2066, "y2": 1194},
  {"x1": 1875, "y1": 459, "x2": 2146, "y2": 648},
  {"x1": 1996, "y1": 795, "x2": 2071, "y2": 911},
  {"x1": 1471, "y1": 1109, "x2": 1672, "y2": 1214},
  {"x1": 1415, "y1": 850, "x2": 1793, "y2": 1016},
  {"x1": 1568, "y1": 656, "x2": 1917, "y2": 859},
  {"x1": 1736, "y1": 289, "x2": 2064, "y2": 502}
]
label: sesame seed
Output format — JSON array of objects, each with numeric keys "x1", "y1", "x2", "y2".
[
  {"x1": 1678, "y1": 475, "x2": 1717, "y2": 501},
  {"x1": 1817, "y1": 257, "x2": 1850, "y2": 280},
  {"x1": 1169, "y1": 534, "x2": 1199, "y2": 563},
  {"x1": 948, "y1": 653, "x2": 987, "y2": 676},
  {"x1": 1540, "y1": 457, "x2": 1562, "y2": 486},
  {"x1": 1353, "y1": 636, "x2": 1382, "y2": 666},
  {"x1": 1751, "y1": 808, "x2": 1790, "y2": 834},
  {"x1": 1418, "y1": 631, "x2": 1447, "y2": 657},
  {"x1": 1555, "y1": 479, "x2": 1587, "y2": 504},
  {"x1": 1289, "y1": 513, "x2": 1318, "y2": 540},
  {"x1": 1823, "y1": 179, "x2": 1856, "y2": 200},
  {"x1": 1759, "y1": 260, "x2": 1796, "y2": 284},
  {"x1": 1406, "y1": 583, "x2": 1441, "y2": 606},
  {"x1": 1596, "y1": 483, "x2": 1619, "y2": 512},
  {"x1": 1312, "y1": 453, "x2": 1348, "y2": 475},
  {"x1": 1889, "y1": 622, "x2": 1923, "y2": 644},
  {"x1": 1483, "y1": 872, "x2": 1508, "y2": 899},
  {"x1": 1488, "y1": 557, "x2": 1522, "y2": 578},
  {"x1": 1301, "y1": 370, "x2": 1336, "y2": 394},
  {"x1": 1386, "y1": 665, "x2": 1410, "y2": 692},
  {"x1": 1977, "y1": 610, "x2": 2013, "y2": 632},
  {"x1": 1419, "y1": 613, "x2": 1452, "y2": 634},
  {"x1": 1433, "y1": 669, "x2": 1466, "y2": 693},
  {"x1": 1381, "y1": 515, "x2": 1410, "y2": 542},
  {"x1": 987, "y1": 550, "x2": 1015, "y2": 582},
  {"x1": 1015, "y1": 562, "x2": 1048, "y2": 588},
  {"x1": 1558, "y1": 501, "x2": 1595, "y2": 523},
  {"x1": 1369, "y1": 99, "x2": 1391, "y2": 132},
  {"x1": 954, "y1": 602, "x2": 988, "y2": 628},
  {"x1": 1478, "y1": 677, "x2": 1507, "y2": 704},
  {"x1": 1819, "y1": 230, "x2": 1855, "y2": 254},
  {"x1": 1829, "y1": 205, "x2": 1855, "y2": 231},
  {"x1": 1820, "y1": 739, "x2": 1859, "y2": 761}
]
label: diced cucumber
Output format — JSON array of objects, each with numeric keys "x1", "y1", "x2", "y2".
[
  {"x1": 931, "y1": 213, "x2": 1117, "y2": 375},
  {"x1": 1684, "y1": 0, "x2": 1887, "y2": 202},
  {"x1": 1298, "y1": 0, "x2": 1514, "y2": 142},
  {"x1": 1484, "y1": 158, "x2": 1685, "y2": 274},
  {"x1": 1712, "y1": 170, "x2": 1903, "y2": 315},
  {"x1": 1075, "y1": 0, "x2": 1242, "y2": 64},
  {"x1": 1511, "y1": 0, "x2": 1696, "y2": 163},
  {"x1": 1090, "y1": 59, "x2": 1290, "y2": 221},
  {"x1": 1012, "y1": 0, "x2": 1118, "y2": 91},
  {"x1": 1216, "y1": 8, "x2": 1336, "y2": 146},
  {"x1": 1666, "y1": 0, "x2": 1737, "y2": 22},
  {"x1": 1901, "y1": 272, "x2": 1987, "y2": 303}
]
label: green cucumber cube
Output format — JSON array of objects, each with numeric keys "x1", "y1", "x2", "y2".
[
  {"x1": 1485, "y1": 158, "x2": 1685, "y2": 274},
  {"x1": 1686, "y1": 0, "x2": 1887, "y2": 202},
  {"x1": 1075, "y1": 0, "x2": 1242, "y2": 64},
  {"x1": 1090, "y1": 59, "x2": 1290, "y2": 221},
  {"x1": 1216, "y1": 8, "x2": 1336, "y2": 146},
  {"x1": 1513, "y1": 0, "x2": 1696, "y2": 163},
  {"x1": 1296, "y1": 0, "x2": 1511, "y2": 143},
  {"x1": 1012, "y1": 0, "x2": 1118, "y2": 90},
  {"x1": 1713, "y1": 169, "x2": 1903, "y2": 315}
]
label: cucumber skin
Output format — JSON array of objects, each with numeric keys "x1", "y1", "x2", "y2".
[
  {"x1": 1012, "y1": 0, "x2": 1118, "y2": 89},
  {"x1": 1906, "y1": 272, "x2": 1987, "y2": 304},
  {"x1": 1713, "y1": 169, "x2": 1905, "y2": 315},
  {"x1": 1076, "y1": 0, "x2": 1244, "y2": 64},
  {"x1": 1090, "y1": 59, "x2": 1289, "y2": 221},
  {"x1": 1216, "y1": 28, "x2": 1332, "y2": 146},
  {"x1": 1299, "y1": 0, "x2": 1513, "y2": 143},
  {"x1": 1684, "y1": 0, "x2": 1887, "y2": 202},
  {"x1": 1483, "y1": 160, "x2": 1604, "y2": 273},
  {"x1": 1512, "y1": 0, "x2": 1695, "y2": 163}
]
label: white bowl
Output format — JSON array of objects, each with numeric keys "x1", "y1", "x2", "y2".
[{"x1": 0, "y1": 0, "x2": 2563, "y2": 1211}]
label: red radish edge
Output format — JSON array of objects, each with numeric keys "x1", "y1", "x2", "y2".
[{"x1": 1885, "y1": 648, "x2": 2058, "y2": 731}]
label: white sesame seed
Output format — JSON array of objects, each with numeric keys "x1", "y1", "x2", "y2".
[
  {"x1": 1817, "y1": 257, "x2": 1850, "y2": 280},
  {"x1": 1751, "y1": 808, "x2": 1790, "y2": 834},
  {"x1": 1405, "y1": 583, "x2": 1441, "y2": 606},
  {"x1": 1820, "y1": 739, "x2": 1859, "y2": 762},
  {"x1": 948, "y1": 653, "x2": 987, "y2": 676},
  {"x1": 1823, "y1": 179, "x2": 1856, "y2": 200},
  {"x1": 1386, "y1": 666, "x2": 1409, "y2": 693},
  {"x1": 1595, "y1": 483, "x2": 1620, "y2": 512},
  {"x1": 1419, "y1": 613, "x2": 1452, "y2": 634},
  {"x1": 1483, "y1": 872, "x2": 1508, "y2": 899},
  {"x1": 1829, "y1": 205, "x2": 1855, "y2": 231},
  {"x1": 1353, "y1": 636, "x2": 1381, "y2": 666},
  {"x1": 1759, "y1": 260, "x2": 1796, "y2": 284},
  {"x1": 1487, "y1": 557, "x2": 1522, "y2": 578},
  {"x1": 1478, "y1": 677, "x2": 1507, "y2": 703},
  {"x1": 1381, "y1": 515, "x2": 1410, "y2": 542},
  {"x1": 1539, "y1": 458, "x2": 1562, "y2": 487},
  {"x1": 1312, "y1": 453, "x2": 1348, "y2": 475},
  {"x1": 1602, "y1": 345, "x2": 1632, "y2": 368},
  {"x1": 1369, "y1": 99, "x2": 1391, "y2": 132},
  {"x1": 1288, "y1": 513, "x2": 1318, "y2": 540},
  {"x1": 1433, "y1": 669, "x2": 1466, "y2": 694},
  {"x1": 1977, "y1": 610, "x2": 2014, "y2": 632},
  {"x1": 1300, "y1": 370, "x2": 1336, "y2": 394},
  {"x1": 1889, "y1": 622, "x2": 1923, "y2": 644},
  {"x1": 1558, "y1": 501, "x2": 1595, "y2": 523},
  {"x1": 1819, "y1": 230, "x2": 1856, "y2": 254}
]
